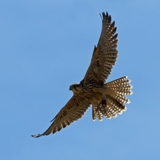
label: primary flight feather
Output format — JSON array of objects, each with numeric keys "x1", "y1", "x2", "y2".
[{"x1": 32, "y1": 12, "x2": 133, "y2": 138}]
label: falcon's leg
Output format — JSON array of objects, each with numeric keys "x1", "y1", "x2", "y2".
[{"x1": 96, "y1": 94, "x2": 107, "y2": 115}]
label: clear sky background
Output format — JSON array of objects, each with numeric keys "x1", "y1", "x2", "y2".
[{"x1": 1, "y1": 0, "x2": 160, "y2": 159}]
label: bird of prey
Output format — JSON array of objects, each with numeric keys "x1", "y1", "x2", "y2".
[{"x1": 32, "y1": 12, "x2": 133, "y2": 138}]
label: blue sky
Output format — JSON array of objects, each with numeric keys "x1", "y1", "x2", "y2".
[{"x1": 1, "y1": 0, "x2": 160, "y2": 159}]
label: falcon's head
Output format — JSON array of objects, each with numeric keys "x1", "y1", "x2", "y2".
[
  {"x1": 69, "y1": 79, "x2": 84, "y2": 94},
  {"x1": 69, "y1": 83, "x2": 81, "y2": 94}
]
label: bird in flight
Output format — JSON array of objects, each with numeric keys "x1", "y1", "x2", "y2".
[{"x1": 32, "y1": 12, "x2": 133, "y2": 138}]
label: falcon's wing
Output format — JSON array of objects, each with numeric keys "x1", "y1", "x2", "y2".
[
  {"x1": 83, "y1": 12, "x2": 118, "y2": 86},
  {"x1": 32, "y1": 94, "x2": 90, "y2": 137}
]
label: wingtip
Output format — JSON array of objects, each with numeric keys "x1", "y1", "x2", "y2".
[
  {"x1": 99, "y1": 13, "x2": 102, "y2": 19},
  {"x1": 102, "y1": 12, "x2": 105, "y2": 17},
  {"x1": 101, "y1": 11, "x2": 109, "y2": 19},
  {"x1": 31, "y1": 134, "x2": 42, "y2": 138}
]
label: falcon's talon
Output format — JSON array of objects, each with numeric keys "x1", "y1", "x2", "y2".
[{"x1": 96, "y1": 99, "x2": 107, "y2": 115}]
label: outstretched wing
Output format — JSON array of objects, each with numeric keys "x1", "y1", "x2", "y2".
[
  {"x1": 32, "y1": 94, "x2": 90, "y2": 137},
  {"x1": 83, "y1": 12, "x2": 118, "y2": 86}
]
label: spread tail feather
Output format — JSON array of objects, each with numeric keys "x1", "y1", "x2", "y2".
[{"x1": 92, "y1": 76, "x2": 132, "y2": 121}]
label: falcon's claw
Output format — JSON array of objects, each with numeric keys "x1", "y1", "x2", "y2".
[{"x1": 96, "y1": 99, "x2": 107, "y2": 115}]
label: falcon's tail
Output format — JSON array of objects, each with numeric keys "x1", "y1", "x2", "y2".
[{"x1": 92, "y1": 76, "x2": 133, "y2": 121}]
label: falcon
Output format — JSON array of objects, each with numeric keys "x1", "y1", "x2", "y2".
[{"x1": 32, "y1": 12, "x2": 133, "y2": 138}]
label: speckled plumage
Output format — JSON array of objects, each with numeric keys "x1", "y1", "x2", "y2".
[{"x1": 32, "y1": 12, "x2": 132, "y2": 138}]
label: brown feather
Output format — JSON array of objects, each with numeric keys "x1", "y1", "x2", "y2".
[
  {"x1": 83, "y1": 12, "x2": 118, "y2": 86},
  {"x1": 32, "y1": 93, "x2": 90, "y2": 137},
  {"x1": 32, "y1": 12, "x2": 133, "y2": 138}
]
